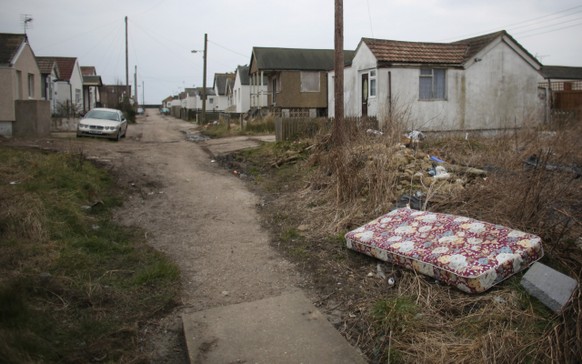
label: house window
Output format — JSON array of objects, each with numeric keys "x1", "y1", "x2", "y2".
[
  {"x1": 28, "y1": 74, "x2": 35, "y2": 98},
  {"x1": 419, "y1": 68, "x2": 446, "y2": 100},
  {"x1": 75, "y1": 89, "x2": 81, "y2": 104},
  {"x1": 300, "y1": 72, "x2": 320, "y2": 92},
  {"x1": 274, "y1": 75, "x2": 281, "y2": 92},
  {"x1": 369, "y1": 70, "x2": 377, "y2": 97},
  {"x1": 209, "y1": 98, "x2": 214, "y2": 104},
  {"x1": 16, "y1": 71, "x2": 22, "y2": 99}
]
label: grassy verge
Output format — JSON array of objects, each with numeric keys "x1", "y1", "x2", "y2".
[
  {"x1": 221, "y1": 122, "x2": 582, "y2": 363},
  {"x1": 0, "y1": 146, "x2": 180, "y2": 363}
]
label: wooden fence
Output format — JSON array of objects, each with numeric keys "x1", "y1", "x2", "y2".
[
  {"x1": 274, "y1": 117, "x2": 380, "y2": 141},
  {"x1": 554, "y1": 90, "x2": 582, "y2": 110},
  {"x1": 275, "y1": 118, "x2": 329, "y2": 141},
  {"x1": 552, "y1": 88, "x2": 582, "y2": 123}
]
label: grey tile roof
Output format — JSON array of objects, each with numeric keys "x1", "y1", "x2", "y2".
[
  {"x1": 252, "y1": 47, "x2": 356, "y2": 71},
  {"x1": 541, "y1": 65, "x2": 582, "y2": 80},
  {"x1": 214, "y1": 73, "x2": 235, "y2": 95},
  {"x1": 0, "y1": 33, "x2": 26, "y2": 65},
  {"x1": 236, "y1": 65, "x2": 250, "y2": 85},
  {"x1": 83, "y1": 75, "x2": 102, "y2": 86},
  {"x1": 192, "y1": 87, "x2": 216, "y2": 96}
]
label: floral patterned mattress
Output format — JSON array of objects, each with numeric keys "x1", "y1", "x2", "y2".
[{"x1": 345, "y1": 208, "x2": 543, "y2": 293}]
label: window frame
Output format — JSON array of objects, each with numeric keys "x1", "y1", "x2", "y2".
[
  {"x1": 300, "y1": 71, "x2": 320, "y2": 93},
  {"x1": 28, "y1": 73, "x2": 35, "y2": 98},
  {"x1": 369, "y1": 70, "x2": 377, "y2": 98},
  {"x1": 419, "y1": 68, "x2": 447, "y2": 101}
]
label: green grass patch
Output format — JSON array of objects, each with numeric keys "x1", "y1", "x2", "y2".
[
  {"x1": 0, "y1": 146, "x2": 180, "y2": 363},
  {"x1": 373, "y1": 296, "x2": 419, "y2": 333}
]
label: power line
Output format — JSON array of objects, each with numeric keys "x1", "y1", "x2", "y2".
[
  {"x1": 519, "y1": 19, "x2": 582, "y2": 39},
  {"x1": 512, "y1": 14, "x2": 582, "y2": 36},
  {"x1": 129, "y1": 18, "x2": 194, "y2": 69},
  {"x1": 501, "y1": 4, "x2": 582, "y2": 32},
  {"x1": 440, "y1": 4, "x2": 582, "y2": 42},
  {"x1": 207, "y1": 39, "x2": 248, "y2": 59}
]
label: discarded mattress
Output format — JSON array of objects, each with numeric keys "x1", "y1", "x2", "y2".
[{"x1": 345, "y1": 208, "x2": 543, "y2": 293}]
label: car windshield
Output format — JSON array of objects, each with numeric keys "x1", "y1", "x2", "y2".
[{"x1": 85, "y1": 110, "x2": 120, "y2": 122}]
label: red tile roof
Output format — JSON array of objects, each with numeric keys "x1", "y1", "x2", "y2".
[
  {"x1": 48, "y1": 57, "x2": 77, "y2": 81},
  {"x1": 36, "y1": 56, "x2": 59, "y2": 75},
  {"x1": 81, "y1": 66, "x2": 96, "y2": 76},
  {"x1": 363, "y1": 31, "x2": 507, "y2": 66},
  {"x1": 364, "y1": 39, "x2": 467, "y2": 65}
]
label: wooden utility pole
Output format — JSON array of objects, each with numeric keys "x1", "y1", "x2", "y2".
[
  {"x1": 333, "y1": 0, "x2": 345, "y2": 146},
  {"x1": 134, "y1": 65, "x2": 138, "y2": 106},
  {"x1": 201, "y1": 33, "x2": 208, "y2": 124},
  {"x1": 125, "y1": 16, "x2": 129, "y2": 102}
]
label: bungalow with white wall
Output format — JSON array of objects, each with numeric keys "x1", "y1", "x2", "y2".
[
  {"x1": 212, "y1": 73, "x2": 234, "y2": 112},
  {"x1": 40, "y1": 57, "x2": 84, "y2": 116},
  {"x1": 228, "y1": 64, "x2": 269, "y2": 114},
  {"x1": 227, "y1": 65, "x2": 251, "y2": 113},
  {"x1": 329, "y1": 30, "x2": 545, "y2": 132},
  {"x1": 183, "y1": 87, "x2": 216, "y2": 111}
]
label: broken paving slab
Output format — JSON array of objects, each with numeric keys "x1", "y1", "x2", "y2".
[
  {"x1": 520, "y1": 262, "x2": 578, "y2": 313},
  {"x1": 182, "y1": 291, "x2": 366, "y2": 364}
]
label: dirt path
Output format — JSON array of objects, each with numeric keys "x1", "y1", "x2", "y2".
[
  {"x1": 114, "y1": 111, "x2": 304, "y2": 361},
  {"x1": 14, "y1": 110, "x2": 302, "y2": 362}
]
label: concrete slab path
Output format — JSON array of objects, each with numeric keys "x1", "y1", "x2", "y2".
[{"x1": 183, "y1": 292, "x2": 367, "y2": 364}]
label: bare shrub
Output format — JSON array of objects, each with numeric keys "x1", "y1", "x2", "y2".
[{"x1": 306, "y1": 116, "x2": 407, "y2": 232}]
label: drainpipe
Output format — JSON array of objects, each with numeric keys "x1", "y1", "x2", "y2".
[
  {"x1": 69, "y1": 82, "x2": 73, "y2": 117},
  {"x1": 388, "y1": 71, "x2": 392, "y2": 123}
]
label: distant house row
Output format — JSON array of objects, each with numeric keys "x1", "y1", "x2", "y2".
[
  {"x1": 166, "y1": 30, "x2": 581, "y2": 132},
  {"x1": 0, "y1": 33, "x2": 133, "y2": 137}
]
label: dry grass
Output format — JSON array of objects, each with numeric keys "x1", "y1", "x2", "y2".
[
  {"x1": 265, "y1": 117, "x2": 582, "y2": 362},
  {"x1": 221, "y1": 111, "x2": 581, "y2": 362}
]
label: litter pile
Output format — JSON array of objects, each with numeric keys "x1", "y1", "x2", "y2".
[{"x1": 348, "y1": 141, "x2": 487, "y2": 207}]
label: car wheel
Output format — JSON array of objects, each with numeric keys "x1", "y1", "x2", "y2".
[{"x1": 114, "y1": 130, "x2": 121, "y2": 141}]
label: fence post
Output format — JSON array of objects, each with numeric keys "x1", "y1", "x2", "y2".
[{"x1": 275, "y1": 118, "x2": 282, "y2": 142}]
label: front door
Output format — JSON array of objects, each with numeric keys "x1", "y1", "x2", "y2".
[{"x1": 361, "y1": 73, "x2": 368, "y2": 117}]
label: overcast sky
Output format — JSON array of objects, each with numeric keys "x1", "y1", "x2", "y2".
[{"x1": 2, "y1": 0, "x2": 581, "y2": 104}]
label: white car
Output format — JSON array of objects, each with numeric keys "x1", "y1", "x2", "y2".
[{"x1": 77, "y1": 108, "x2": 128, "y2": 141}]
